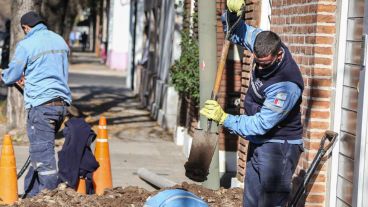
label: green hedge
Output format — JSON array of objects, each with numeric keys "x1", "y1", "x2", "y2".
[{"x1": 170, "y1": 13, "x2": 199, "y2": 104}]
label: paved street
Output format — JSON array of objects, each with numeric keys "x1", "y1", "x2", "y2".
[{"x1": 13, "y1": 52, "x2": 193, "y2": 194}]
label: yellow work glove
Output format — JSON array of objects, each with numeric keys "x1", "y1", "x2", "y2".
[
  {"x1": 200, "y1": 100, "x2": 228, "y2": 125},
  {"x1": 227, "y1": 0, "x2": 245, "y2": 16}
]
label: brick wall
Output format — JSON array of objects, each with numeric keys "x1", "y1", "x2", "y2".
[
  {"x1": 271, "y1": 1, "x2": 337, "y2": 206},
  {"x1": 228, "y1": 0, "x2": 338, "y2": 205}
]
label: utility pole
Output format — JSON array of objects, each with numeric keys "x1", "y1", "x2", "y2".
[{"x1": 198, "y1": 0, "x2": 220, "y2": 189}]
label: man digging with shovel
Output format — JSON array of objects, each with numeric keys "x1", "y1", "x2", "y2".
[{"x1": 200, "y1": 1, "x2": 304, "y2": 206}]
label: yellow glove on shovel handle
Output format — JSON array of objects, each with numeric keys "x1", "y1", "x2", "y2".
[
  {"x1": 227, "y1": 0, "x2": 245, "y2": 16},
  {"x1": 200, "y1": 100, "x2": 228, "y2": 125}
]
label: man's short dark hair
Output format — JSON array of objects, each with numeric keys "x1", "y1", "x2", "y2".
[
  {"x1": 20, "y1": 11, "x2": 44, "y2": 27},
  {"x1": 254, "y1": 31, "x2": 282, "y2": 58}
]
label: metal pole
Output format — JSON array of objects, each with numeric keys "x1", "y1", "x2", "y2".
[
  {"x1": 137, "y1": 168, "x2": 177, "y2": 189},
  {"x1": 198, "y1": 0, "x2": 220, "y2": 189},
  {"x1": 131, "y1": 0, "x2": 138, "y2": 90}
]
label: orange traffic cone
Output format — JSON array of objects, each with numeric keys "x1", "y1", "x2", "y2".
[
  {"x1": 93, "y1": 116, "x2": 112, "y2": 195},
  {"x1": 75, "y1": 178, "x2": 86, "y2": 195},
  {"x1": 0, "y1": 134, "x2": 18, "y2": 204}
]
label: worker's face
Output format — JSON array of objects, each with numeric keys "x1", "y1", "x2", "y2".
[
  {"x1": 254, "y1": 50, "x2": 283, "y2": 70},
  {"x1": 21, "y1": 25, "x2": 31, "y2": 35}
]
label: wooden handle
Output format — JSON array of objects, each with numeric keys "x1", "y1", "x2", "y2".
[
  {"x1": 211, "y1": 40, "x2": 231, "y2": 100},
  {"x1": 211, "y1": 7, "x2": 246, "y2": 98},
  {"x1": 206, "y1": 40, "x2": 231, "y2": 132}
]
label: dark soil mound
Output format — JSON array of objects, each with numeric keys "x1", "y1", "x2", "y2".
[{"x1": 9, "y1": 182, "x2": 243, "y2": 207}]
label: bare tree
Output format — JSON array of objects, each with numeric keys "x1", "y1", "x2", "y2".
[{"x1": 7, "y1": 0, "x2": 43, "y2": 131}]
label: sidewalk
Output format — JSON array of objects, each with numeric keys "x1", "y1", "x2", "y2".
[{"x1": 69, "y1": 52, "x2": 126, "y2": 77}]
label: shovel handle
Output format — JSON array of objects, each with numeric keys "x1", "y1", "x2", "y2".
[
  {"x1": 288, "y1": 130, "x2": 338, "y2": 207},
  {"x1": 207, "y1": 40, "x2": 231, "y2": 132},
  {"x1": 211, "y1": 7, "x2": 246, "y2": 100},
  {"x1": 14, "y1": 83, "x2": 24, "y2": 95},
  {"x1": 207, "y1": 8, "x2": 245, "y2": 130},
  {"x1": 211, "y1": 40, "x2": 231, "y2": 100},
  {"x1": 321, "y1": 130, "x2": 338, "y2": 152}
]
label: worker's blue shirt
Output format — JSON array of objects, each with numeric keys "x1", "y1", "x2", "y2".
[
  {"x1": 222, "y1": 11, "x2": 303, "y2": 144},
  {"x1": 2, "y1": 24, "x2": 72, "y2": 109},
  {"x1": 224, "y1": 82, "x2": 303, "y2": 144},
  {"x1": 222, "y1": 12, "x2": 262, "y2": 53}
]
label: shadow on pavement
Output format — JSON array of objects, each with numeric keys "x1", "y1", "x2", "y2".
[
  {"x1": 71, "y1": 86, "x2": 132, "y2": 116},
  {"x1": 70, "y1": 85, "x2": 156, "y2": 127}
]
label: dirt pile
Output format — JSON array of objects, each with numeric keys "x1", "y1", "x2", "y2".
[{"x1": 8, "y1": 182, "x2": 242, "y2": 207}]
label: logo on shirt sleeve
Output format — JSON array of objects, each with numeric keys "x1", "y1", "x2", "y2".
[{"x1": 274, "y1": 92, "x2": 287, "y2": 108}]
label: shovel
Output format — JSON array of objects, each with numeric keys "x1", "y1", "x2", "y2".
[
  {"x1": 288, "y1": 130, "x2": 338, "y2": 207},
  {"x1": 184, "y1": 8, "x2": 246, "y2": 182},
  {"x1": 184, "y1": 39, "x2": 231, "y2": 182}
]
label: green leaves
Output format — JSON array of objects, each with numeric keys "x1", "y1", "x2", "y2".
[{"x1": 170, "y1": 15, "x2": 199, "y2": 104}]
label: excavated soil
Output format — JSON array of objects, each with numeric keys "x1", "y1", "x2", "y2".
[{"x1": 7, "y1": 182, "x2": 242, "y2": 207}]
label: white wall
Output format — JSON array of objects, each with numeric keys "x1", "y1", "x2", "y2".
[
  {"x1": 260, "y1": 0, "x2": 271, "y2": 30},
  {"x1": 107, "y1": 0, "x2": 131, "y2": 72}
]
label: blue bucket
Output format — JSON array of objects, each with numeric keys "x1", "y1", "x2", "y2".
[{"x1": 144, "y1": 189, "x2": 208, "y2": 207}]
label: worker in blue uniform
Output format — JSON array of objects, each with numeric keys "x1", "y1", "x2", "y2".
[
  {"x1": 200, "y1": 1, "x2": 304, "y2": 206},
  {"x1": 1, "y1": 11, "x2": 71, "y2": 197}
]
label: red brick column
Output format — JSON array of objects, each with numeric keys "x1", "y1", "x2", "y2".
[{"x1": 271, "y1": 1, "x2": 337, "y2": 206}]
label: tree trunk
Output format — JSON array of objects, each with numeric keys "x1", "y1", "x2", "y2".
[
  {"x1": 41, "y1": 0, "x2": 69, "y2": 35},
  {"x1": 7, "y1": 0, "x2": 43, "y2": 130}
]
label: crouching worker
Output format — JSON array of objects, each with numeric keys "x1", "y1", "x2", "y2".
[
  {"x1": 1, "y1": 11, "x2": 71, "y2": 197},
  {"x1": 200, "y1": 1, "x2": 305, "y2": 206}
]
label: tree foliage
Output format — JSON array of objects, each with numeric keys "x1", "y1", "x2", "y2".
[
  {"x1": 170, "y1": 12, "x2": 199, "y2": 104},
  {"x1": 41, "y1": 0, "x2": 91, "y2": 40}
]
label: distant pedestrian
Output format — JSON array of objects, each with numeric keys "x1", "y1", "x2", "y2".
[
  {"x1": 200, "y1": 0, "x2": 305, "y2": 206},
  {"x1": 100, "y1": 41, "x2": 107, "y2": 64},
  {"x1": 69, "y1": 31, "x2": 76, "y2": 46},
  {"x1": 1, "y1": 11, "x2": 72, "y2": 197},
  {"x1": 81, "y1": 32, "x2": 88, "y2": 52}
]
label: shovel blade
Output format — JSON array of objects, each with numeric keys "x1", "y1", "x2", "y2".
[{"x1": 184, "y1": 128, "x2": 218, "y2": 182}]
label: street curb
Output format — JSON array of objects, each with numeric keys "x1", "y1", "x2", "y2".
[{"x1": 69, "y1": 68, "x2": 126, "y2": 77}]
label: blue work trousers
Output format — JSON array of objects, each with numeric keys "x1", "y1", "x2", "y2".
[
  {"x1": 244, "y1": 142, "x2": 303, "y2": 207},
  {"x1": 24, "y1": 105, "x2": 67, "y2": 197}
]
